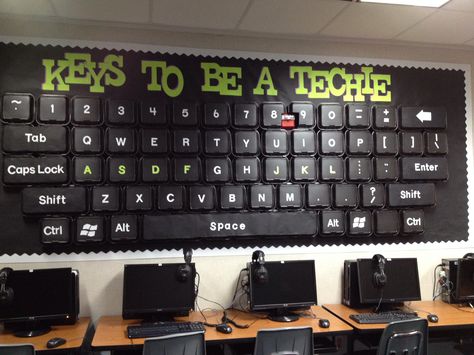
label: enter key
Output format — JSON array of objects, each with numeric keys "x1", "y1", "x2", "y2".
[{"x1": 401, "y1": 157, "x2": 448, "y2": 181}]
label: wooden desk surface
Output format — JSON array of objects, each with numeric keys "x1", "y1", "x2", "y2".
[
  {"x1": 92, "y1": 306, "x2": 353, "y2": 349},
  {"x1": 0, "y1": 317, "x2": 90, "y2": 351},
  {"x1": 324, "y1": 300, "x2": 474, "y2": 333}
]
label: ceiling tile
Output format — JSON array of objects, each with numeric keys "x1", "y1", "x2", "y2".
[
  {"x1": 0, "y1": 0, "x2": 55, "y2": 16},
  {"x1": 152, "y1": 0, "x2": 249, "y2": 30},
  {"x1": 442, "y1": 0, "x2": 474, "y2": 12},
  {"x1": 320, "y1": 3, "x2": 434, "y2": 39},
  {"x1": 238, "y1": 0, "x2": 348, "y2": 35},
  {"x1": 51, "y1": 0, "x2": 150, "y2": 23},
  {"x1": 396, "y1": 10, "x2": 474, "y2": 44}
]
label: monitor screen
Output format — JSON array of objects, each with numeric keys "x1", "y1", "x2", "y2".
[
  {"x1": 249, "y1": 260, "x2": 317, "y2": 311},
  {"x1": 0, "y1": 268, "x2": 75, "y2": 322},
  {"x1": 357, "y1": 258, "x2": 421, "y2": 304},
  {"x1": 456, "y1": 258, "x2": 474, "y2": 301},
  {"x1": 122, "y1": 263, "x2": 196, "y2": 320}
]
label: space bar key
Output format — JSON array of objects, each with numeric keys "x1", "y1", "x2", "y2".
[{"x1": 143, "y1": 212, "x2": 318, "y2": 239}]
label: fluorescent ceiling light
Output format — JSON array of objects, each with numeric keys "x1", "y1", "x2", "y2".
[{"x1": 359, "y1": 0, "x2": 450, "y2": 7}]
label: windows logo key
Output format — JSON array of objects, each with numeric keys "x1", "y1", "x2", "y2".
[
  {"x1": 76, "y1": 217, "x2": 104, "y2": 242},
  {"x1": 353, "y1": 217, "x2": 366, "y2": 229},
  {"x1": 348, "y1": 211, "x2": 371, "y2": 236},
  {"x1": 80, "y1": 224, "x2": 98, "y2": 238}
]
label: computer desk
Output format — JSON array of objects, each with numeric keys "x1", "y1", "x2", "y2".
[
  {"x1": 0, "y1": 317, "x2": 91, "y2": 353},
  {"x1": 92, "y1": 306, "x2": 353, "y2": 352}
]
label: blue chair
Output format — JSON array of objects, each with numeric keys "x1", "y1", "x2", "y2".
[
  {"x1": 253, "y1": 327, "x2": 313, "y2": 355},
  {"x1": 142, "y1": 331, "x2": 205, "y2": 355}
]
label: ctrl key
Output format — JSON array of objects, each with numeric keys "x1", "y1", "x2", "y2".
[{"x1": 41, "y1": 218, "x2": 70, "y2": 244}]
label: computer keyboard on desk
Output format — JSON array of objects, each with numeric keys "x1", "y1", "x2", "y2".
[
  {"x1": 0, "y1": 42, "x2": 468, "y2": 256},
  {"x1": 127, "y1": 321, "x2": 205, "y2": 339},
  {"x1": 350, "y1": 311, "x2": 419, "y2": 324}
]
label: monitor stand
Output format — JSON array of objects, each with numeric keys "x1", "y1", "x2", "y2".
[
  {"x1": 373, "y1": 302, "x2": 405, "y2": 313},
  {"x1": 13, "y1": 326, "x2": 51, "y2": 338},
  {"x1": 268, "y1": 309, "x2": 299, "y2": 323},
  {"x1": 142, "y1": 313, "x2": 177, "y2": 324}
]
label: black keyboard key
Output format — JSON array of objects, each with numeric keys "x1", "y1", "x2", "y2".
[
  {"x1": 307, "y1": 184, "x2": 330, "y2": 208},
  {"x1": 3, "y1": 156, "x2": 68, "y2": 184},
  {"x1": 320, "y1": 210, "x2": 344, "y2": 235},
  {"x1": 73, "y1": 97, "x2": 101, "y2": 124},
  {"x1": 334, "y1": 184, "x2": 357, "y2": 208},
  {"x1": 173, "y1": 102, "x2": 197, "y2": 126},
  {"x1": 347, "y1": 157, "x2": 372, "y2": 182},
  {"x1": 401, "y1": 157, "x2": 448, "y2": 181},
  {"x1": 92, "y1": 186, "x2": 120, "y2": 212},
  {"x1": 401, "y1": 107, "x2": 446, "y2": 129},
  {"x1": 189, "y1": 186, "x2": 215, "y2": 210},
  {"x1": 346, "y1": 104, "x2": 369, "y2": 128},
  {"x1": 108, "y1": 157, "x2": 136, "y2": 183},
  {"x1": 425, "y1": 132, "x2": 448, "y2": 155},
  {"x1": 292, "y1": 131, "x2": 316, "y2": 154},
  {"x1": 360, "y1": 184, "x2": 384, "y2": 208},
  {"x1": 400, "y1": 132, "x2": 423, "y2": 155},
  {"x1": 262, "y1": 103, "x2": 284, "y2": 127},
  {"x1": 234, "y1": 131, "x2": 259, "y2": 155},
  {"x1": 141, "y1": 158, "x2": 168, "y2": 182},
  {"x1": 374, "y1": 132, "x2": 398, "y2": 155},
  {"x1": 3, "y1": 126, "x2": 68, "y2": 153},
  {"x1": 204, "y1": 103, "x2": 229, "y2": 126},
  {"x1": 235, "y1": 158, "x2": 260, "y2": 182},
  {"x1": 110, "y1": 215, "x2": 138, "y2": 241},
  {"x1": 73, "y1": 127, "x2": 102, "y2": 153},
  {"x1": 319, "y1": 104, "x2": 343, "y2": 128},
  {"x1": 264, "y1": 158, "x2": 288, "y2": 182},
  {"x1": 374, "y1": 157, "x2": 398, "y2": 181},
  {"x1": 250, "y1": 185, "x2": 274, "y2": 209},
  {"x1": 204, "y1": 130, "x2": 231, "y2": 154},
  {"x1": 278, "y1": 185, "x2": 302, "y2": 208},
  {"x1": 347, "y1": 131, "x2": 372, "y2": 155},
  {"x1": 41, "y1": 217, "x2": 70, "y2": 244},
  {"x1": 74, "y1": 156, "x2": 102, "y2": 183},
  {"x1": 22, "y1": 187, "x2": 87, "y2": 214},
  {"x1": 375, "y1": 210, "x2": 399, "y2": 235},
  {"x1": 205, "y1": 158, "x2": 231, "y2": 183},
  {"x1": 2, "y1": 94, "x2": 32, "y2": 122},
  {"x1": 401, "y1": 210, "x2": 424, "y2": 234},
  {"x1": 126, "y1": 186, "x2": 153, "y2": 211},
  {"x1": 319, "y1": 131, "x2": 344, "y2": 155},
  {"x1": 320, "y1": 157, "x2": 344, "y2": 181},
  {"x1": 141, "y1": 100, "x2": 167, "y2": 125},
  {"x1": 107, "y1": 100, "x2": 135, "y2": 125},
  {"x1": 157, "y1": 186, "x2": 184, "y2": 210},
  {"x1": 76, "y1": 216, "x2": 104, "y2": 243},
  {"x1": 264, "y1": 130, "x2": 288, "y2": 155},
  {"x1": 107, "y1": 128, "x2": 135, "y2": 154},
  {"x1": 141, "y1": 129, "x2": 168, "y2": 154},
  {"x1": 220, "y1": 186, "x2": 245, "y2": 210},
  {"x1": 234, "y1": 103, "x2": 257, "y2": 127},
  {"x1": 293, "y1": 157, "x2": 316, "y2": 181},
  {"x1": 142, "y1": 211, "x2": 317, "y2": 239},
  {"x1": 373, "y1": 106, "x2": 396, "y2": 130},
  {"x1": 174, "y1": 158, "x2": 200, "y2": 182},
  {"x1": 348, "y1": 211, "x2": 372, "y2": 236},
  {"x1": 387, "y1": 183, "x2": 435, "y2": 207},
  {"x1": 290, "y1": 103, "x2": 314, "y2": 127},
  {"x1": 173, "y1": 130, "x2": 199, "y2": 154},
  {"x1": 39, "y1": 96, "x2": 67, "y2": 123}
]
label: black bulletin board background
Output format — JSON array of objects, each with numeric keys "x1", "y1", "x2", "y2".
[{"x1": 0, "y1": 43, "x2": 469, "y2": 256}]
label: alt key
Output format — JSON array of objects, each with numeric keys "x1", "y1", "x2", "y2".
[{"x1": 41, "y1": 217, "x2": 70, "y2": 244}]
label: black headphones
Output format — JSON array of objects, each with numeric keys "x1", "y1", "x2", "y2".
[
  {"x1": 252, "y1": 250, "x2": 268, "y2": 284},
  {"x1": 0, "y1": 267, "x2": 14, "y2": 305},
  {"x1": 176, "y1": 248, "x2": 193, "y2": 282},
  {"x1": 372, "y1": 254, "x2": 387, "y2": 288}
]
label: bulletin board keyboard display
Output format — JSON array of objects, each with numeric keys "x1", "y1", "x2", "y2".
[{"x1": 0, "y1": 41, "x2": 469, "y2": 257}]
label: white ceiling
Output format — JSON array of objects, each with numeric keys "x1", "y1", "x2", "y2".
[{"x1": 1, "y1": 0, "x2": 474, "y2": 47}]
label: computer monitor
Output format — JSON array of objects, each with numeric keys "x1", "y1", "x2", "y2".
[
  {"x1": 456, "y1": 258, "x2": 474, "y2": 302},
  {"x1": 0, "y1": 267, "x2": 79, "y2": 337},
  {"x1": 248, "y1": 260, "x2": 317, "y2": 322},
  {"x1": 357, "y1": 257, "x2": 421, "y2": 307},
  {"x1": 122, "y1": 263, "x2": 196, "y2": 321}
]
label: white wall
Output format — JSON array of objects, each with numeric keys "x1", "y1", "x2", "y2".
[{"x1": 0, "y1": 18, "x2": 474, "y2": 321}]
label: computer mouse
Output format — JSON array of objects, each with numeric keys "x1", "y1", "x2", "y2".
[
  {"x1": 216, "y1": 323, "x2": 233, "y2": 334},
  {"x1": 427, "y1": 314, "x2": 439, "y2": 323},
  {"x1": 46, "y1": 337, "x2": 67, "y2": 349},
  {"x1": 319, "y1": 319, "x2": 330, "y2": 328}
]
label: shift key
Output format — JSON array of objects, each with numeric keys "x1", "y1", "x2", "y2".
[
  {"x1": 22, "y1": 187, "x2": 87, "y2": 214},
  {"x1": 388, "y1": 183, "x2": 435, "y2": 207}
]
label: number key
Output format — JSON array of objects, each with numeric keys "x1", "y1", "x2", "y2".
[
  {"x1": 108, "y1": 100, "x2": 135, "y2": 125},
  {"x1": 39, "y1": 95, "x2": 67, "y2": 123},
  {"x1": 141, "y1": 100, "x2": 167, "y2": 125},
  {"x1": 290, "y1": 103, "x2": 314, "y2": 127},
  {"x1": 204, "y1": 103, "x2": 229, "y2": 126},
  {"x1": 73, "y1": 97, "x2": 101, "y2": 124},
  {"x1": 234, "y1": 103, "x2": 257, "y2": 127},
  {"x1": 173, "y1": 102, "x2": 197, "y2": 125},
  {"x1": 262, "y1": 103, "x2": 284, "y2": 127}
]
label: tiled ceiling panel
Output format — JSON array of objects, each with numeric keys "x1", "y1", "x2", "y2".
[
  {"x1": 396, "y1": 10, "x2": 474, "y2": 44},
  {"x1": 320, "y1": 3, "x2": 435, "y2": 39},
  {"x1": 152, "y1": 0, "x2": 250, "y2": 30},
  {"x1": 0, "y1": 0, "x2": 55, "y2": 16},
  {"x1": 51, "y1": 0, "x2": 150, "y2": 23},
  {"x1": 238, "y1": 0, "x2": 348, "y2": 35}
]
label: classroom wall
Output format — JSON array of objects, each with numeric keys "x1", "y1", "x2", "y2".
[{"x1": 0, "y1": 18, "x2": 473, "y2": 321}]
